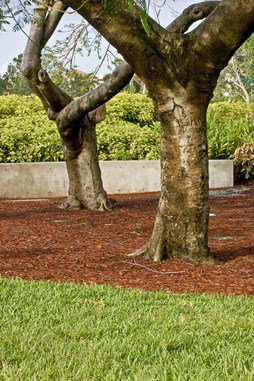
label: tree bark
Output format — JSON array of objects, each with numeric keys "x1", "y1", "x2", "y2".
[
  {"x1": 133, "y1": 89, "x2": 211, "y2": 261},
  {"x1": 60, "y1": 116, "x2": 113, "y2": 210}
]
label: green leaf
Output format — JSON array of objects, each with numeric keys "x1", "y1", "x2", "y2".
[{"x1": 139, "y1": 9, "x2": 151, "y2": 36}]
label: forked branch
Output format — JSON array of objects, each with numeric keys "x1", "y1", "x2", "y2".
[
  {"x1": 21, "y1": 0, "x2": 72, "y2": 111},
  {"x1": 167, "y1": 1, "x2": 219, "y2": 34},
  {"x1": 57, "y1": 61, "x2": 133, "y2": 131},
  {"x1": 22, "y1": 0, "x2": 134, "y2": 134}
]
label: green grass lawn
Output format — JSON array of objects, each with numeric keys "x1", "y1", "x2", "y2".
[{"x1": 0, "y1": 278, "x2": 253, "y2": 381}]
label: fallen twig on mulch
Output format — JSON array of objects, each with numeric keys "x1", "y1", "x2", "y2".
[{"x1": 122, "y1": 260, "x2": 185, "y2": 275}]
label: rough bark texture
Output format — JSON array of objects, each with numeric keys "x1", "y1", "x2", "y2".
[
  {"x1": 21, "y1": 1, "x2": 133, "y2": 210},
  {"x1": 60, "y1": 112, "x2": 114, "y2": 211},
  {"x1": 136, "y1": 91, "x2": 210, "y2": 261}
]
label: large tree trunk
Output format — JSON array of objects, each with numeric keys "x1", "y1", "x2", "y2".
[
  {"x1": 60, "y1": 119, "x2": 112, "y2": 211},
  {"x1": 134, "y1": 90, "x2": 212, "y2": 261}
]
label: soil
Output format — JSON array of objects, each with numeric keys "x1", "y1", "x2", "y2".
[{"x1": 0, "y1": 185, "x2": 253, "y2": 296}]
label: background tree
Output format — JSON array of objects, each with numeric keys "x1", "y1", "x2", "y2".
[
  {"x1": 0, "y1": 54, "x2": 32, "y2": 95},
  {"x1": 0, "y1": 5, "x2": 10, "y2": 31},
  {"x1": 58, "y1": 70, "x2": 101, "y2": 97},
  {"x1": 21, "y1": 0, "x2": 133, "y2": 210},
  {"x1": 104, "y1": 56, "x2": 146, "y2": 94},
  {"x1": 0, "y1": 76, "x2": 6, "y2": 93},
  {"x1": 213, "y1": 34, "x2": 254, "y2": 102},
  {"x1": 0, "y1": 52, "x2": 101, "y2": 96},
  {"x1": 62, "y1": 0, "x2": 254, "y2": 261}
]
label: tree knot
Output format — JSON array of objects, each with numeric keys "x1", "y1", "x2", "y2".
[
  {"x1": 38, "y1": 69, "x2": 49, "y2": 83},
  {"x1": 192, "y1": 8, "x2": 204, "y2": 19}
]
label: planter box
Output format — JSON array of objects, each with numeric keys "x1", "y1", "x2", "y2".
[{"x1": 0, "y1": 160, "x2": 233, "y2": 199}]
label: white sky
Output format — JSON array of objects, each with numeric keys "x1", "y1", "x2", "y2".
[{"x1": 0, "y1": 0, "x2": 197, "y2": 75}]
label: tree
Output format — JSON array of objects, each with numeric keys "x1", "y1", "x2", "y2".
[
  {"x1": 60, "y1": 70, "x2": 101, "y2": 97},
  {"x1": 41, "y1": 46, "x2": 102, "y2": 97},
  {"x1": 58, "y1": 0, "x2": 254, "y2": 261},
  {"x1": 104, "y1": 56, "x2": 146, "y2": 94},
  {"x1": 0, "y1": 7, "x2": 9, "y2": 31},
  {"x1": 0, "y1": 51, "x2": 100, "y2": 96},
  {"x1": 0, "y1": 75, "x2": 6, "y2": 93},
  {"x1": 21, "y1": 1, "x2": 133, "y2": 210},
  {"x1": 213, "y1": 34, "x2": 254, "y2": 102},
  {"x1": 1, "y1": 54, "x2": 32, "y2": 95}
]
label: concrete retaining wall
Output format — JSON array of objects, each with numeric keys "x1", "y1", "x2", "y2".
[{"x1": 0, "y1": 160, "x2": 233, "y2": 199}]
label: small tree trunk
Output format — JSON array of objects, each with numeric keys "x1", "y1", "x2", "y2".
[
  {"x1": 134, "y1": 93, "x2": 213, "y2": 262},
  {"x1": 60, "y1": 119, "x2": 113, "y2": 211}
]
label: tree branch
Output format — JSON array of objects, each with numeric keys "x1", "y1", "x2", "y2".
[
  {"x1": 21, "y1": 1, "x2": 47, "y2": 79},
  {"x1": 230, "y1": 56, "x2": 250, "y2": 102},
  {"x1": 167, "y1": 1, "x2": 219, "y2": 34},
  {"x1": 57, "y1": 61, "x2": 133, "y2": 131},
  {"x1": 62, "y1": 0, "x2": 165, "y2": 80},
  {"x1": 42, "y1": 1, "x2": 68, "y2": 46},
  {"x1": 190, "y1": 0, "x2": 254, "y2": 73},
  {"x1": 21, "y1": 1, "x2": 72, "y2": 112}
]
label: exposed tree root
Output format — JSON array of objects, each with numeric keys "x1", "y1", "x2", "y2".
[
  {"x1": 98, "y1": 196, "x2": 117, "y2": 211},
  {"x1": 128, "y1": 245, "x2": 148, "y2": 258},
  {"x1": 58, "y1": 195, "x2": 83, "y2": 210},
  {"x1": 128, "y1": 219, "x2": 166, "y2": 261},
  {"x1": 58, "y1": 195, "x2": 117, "y2": 211},
  {"x1": 130, "y1": 213, "x2": 167, "y2": 261},
  {"x1": 98, "y1": 199, "x2": 112, "y2": 211}
]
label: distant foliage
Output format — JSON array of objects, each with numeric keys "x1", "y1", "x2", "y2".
[
  {"x1": 0, "y1": 55, "x2": 32, "y2": 96},
  {"x1": 1, "y1": 94, "x2": 254, "y2": 180},
  {"x1": 212, "y1": 34, "x2": 254, "y2": 102}
]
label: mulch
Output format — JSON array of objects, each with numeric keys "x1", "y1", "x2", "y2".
[{"x1": 0, "y1": 185, "x2": 253, "y2": 296}]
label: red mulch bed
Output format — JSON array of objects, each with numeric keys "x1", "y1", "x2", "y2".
[{"x1": 0, "y1": 186, "x2": 253, "y2": 296}]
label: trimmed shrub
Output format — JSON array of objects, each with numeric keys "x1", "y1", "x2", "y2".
[
  {"x1": 97, "y1": 120, "x2": 160, "y2": 160},
  {"x1": 208, "y1": 101, "x2": 254, "y2": 121},
  {"x1": 0, "y1": 95, "x2": 42, "y2": 119},
  {"x1": 105, "y1": 92, "x2": 157, "y2": 126},
  {"x1": 0, "y1": 115, "x2": 63, "y2": 163},
  {"x1": 0, "y1": 93, "x2": 160, "y2": 163}
]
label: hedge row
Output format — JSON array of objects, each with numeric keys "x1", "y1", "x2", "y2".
[{"x1": 1, "y1": 94, "x2": 254, "y2": 179}]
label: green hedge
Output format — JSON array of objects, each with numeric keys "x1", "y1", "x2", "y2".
[
  {"x1": 105, "y1": 92, "x2": 157, "y2": 126},
  {"x1": 0, "y1": 115, "x2": 63, "y2": 163},
  {"x1": 208, "y1": 101, "x2": 254, "y2": 121},
  {"x1": 97, "y1": 120, "x2": 160, "y2": 160},
  {"x1": 0, "y1": 93, "x2": 159, "y2": 163},
  {"x1": 0, "y1": 94, "x2": 42, "y2": 119},
  {"x1": 1, "y1": 95, "x2": 254, "y2": 180}
]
